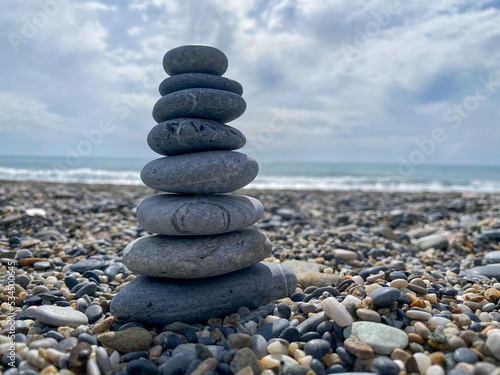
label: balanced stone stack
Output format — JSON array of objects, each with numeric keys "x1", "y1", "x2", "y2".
[{"x1": 111, "y1": 45, "x2": 297, "y2": 325}]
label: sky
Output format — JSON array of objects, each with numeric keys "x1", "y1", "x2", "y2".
[{"x1": 1, "y1": 0, "x2": 500, "y2": 166}]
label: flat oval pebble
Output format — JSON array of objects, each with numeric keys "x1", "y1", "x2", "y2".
[
  {"x1": 35, "y1": 305, "x2": 88, "y2": 328},
  {"x1": 159, "y1": 73, "x2": 243, "y2": 96},
  {"x1": 163, "y1": 45, "x2": 228, "y2": 76},
  {"x1": 369, "y1": 287, "x2": 400, "y2": 308},
  {"x1": 147, "y1": 118, "x2": 245, "y2": 156},
  {"x1": 123, "y1": 229, "x2": 272, "y2": 278},
  {"x1": 344, "y1": 321, "x2": 409, "y2": 355},
  {"x1": 110, "y1": 262, "x2": 297, "y2": 325},
  {"x1": 153, "y1": 88, "x2": 246, "y2": 124},
  {"x1": 405, "y1": 309, "x2": 432, "y2": 320},
  {"x1": 136, "y1": 194, "x2": 263, "y2": 236},
  {"x1": 140, "y1": 151, "x2": 258, "y2": 194}
]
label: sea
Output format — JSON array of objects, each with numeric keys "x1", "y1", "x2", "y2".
[{"x1": 1, "y1": 155, "x2": 500, "y2": 193}]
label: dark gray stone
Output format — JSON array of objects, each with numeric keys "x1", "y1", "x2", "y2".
[
  {"x1": 369, "y1": 287, "x2": 400, "y2": 308},
  {"x1": 152, "y1": 88, "x2": 246, "y2": 124},
  {"x1": 462, "y1": 264, "x2": 500, "y2": 279},
  {"x1": 35, "y1": 306, "x2": 88, "y2": 328},
  {"x1": 136, "y1": 194, "x2": 263, "y2": 236},
  {"x1": 453, "y1": 347, "x2": 478, "y2": 363},
  {"x1": 110, "y1": 262, "x2": 297, "y2": 325},
  {"x1": 147, "y1": 118, "x2": 245, "y2": 156},
  {"x1": 254, "y1": 318, "x2": 289, "y2": 340},
  {"x1": 140, "y1": 151, "x2": 258, "y2": 194},
  {"x1": 479, "y1": 229, "x2": 500, "y2": 241},
  {"x1": 159, "y1": 73, "x2": 242, "y2": 96},
  {"x1": 163, "y1": 45, "x2": 228, "y2": 76},
  {"x1": 123, "y1": 229, "x2": 271, "y2": 278},
  {"x1": 304, "y1": 339, "x2": 330, "y2": 359},
  {"x1": 85, "y1": 304, "x2": 103, "y2": 323},
  {"x1": 70, "y1": 259, "x2": 108, "y2": 273},
  {"x1": 372, "y1": 356, "x2": 400, "y2": 375},
  {"x1": 74, "y1": 282, "x2": 97, "y2": 299}
]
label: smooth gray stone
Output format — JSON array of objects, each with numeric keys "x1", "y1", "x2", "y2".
[
  {"x1": 152, "y1": 88, "x2": 246, "y2": 124},
  {"x1": 110, "y1": 262, "x2": 297, "y2": 325},
  {"x1": 462, "y1": 263, "x2": 500, "y2": 279},
  {"x1": 147, "y1": 118, "x2": 245, "y2": 156},
  {"x1": 159, "y1": 73, "x2": 243, "y2": 96},
  {"x1": 136, "y1": 194, "x2": 263, "y2": 236},
  {"x1": 163, "y1": 45, "x2": 228, "y2": 76},
  {"x1": 140, "y1": 151, "x2": 258, "y2": 194},
  {"x1": 123, "y1": 229, "x2": 271, "y2": 278},
  {"x1": 34, "y1": 305, "x2": 88, "y2": 328},
  {"x1": 485, "y1": 251, "x2": 500, "y2": 263}
]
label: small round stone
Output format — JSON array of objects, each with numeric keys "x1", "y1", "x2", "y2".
[
  {"x1": 84, "y1": 304, "x2": 103, "y2": 323},
  {"x1": 152, "y1": 88, "x2": 246, "y2": 124},
  {"x1": 453, "y1": 347, "x2": 478, "y2": 364},
  {"x1": 136, "y1": 194, "x2": 263, "y2": 236},
  {"x1": 163, "y1": 45, "x2": 228, "y2": 76},
  {"x1": 372, "y1": 356, "x2": 400, "y2": 375},
  {"x1": 148, "y1": 118, "x2": 246, "y2": 156},
  {"x1": 140, "y1": 151, "x2": 258, "y2": 194},
  {"x1": 369, "y1": 287, "x2": 400, "y2": 308},
  {"x1": 159, "y1": 73, "x2": 242, "y2": 96},
  {"x1": 304, "y1": 339, "x2": 330, "y2": 359}
]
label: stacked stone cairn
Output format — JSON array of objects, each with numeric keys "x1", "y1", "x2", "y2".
[{"x1": 111, "y1": 45, "x2": 297, "y2": 325}]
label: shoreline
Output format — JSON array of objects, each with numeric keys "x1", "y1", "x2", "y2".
[{"x1": 1, "y1": 178, "x2": 499, "y2": 197}]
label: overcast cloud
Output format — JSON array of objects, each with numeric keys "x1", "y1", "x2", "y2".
[{"x1": 2, "y1": 0, "x2": 500, "y2": 165}]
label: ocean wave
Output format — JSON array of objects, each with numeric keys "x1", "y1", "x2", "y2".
[
  {"x1": 0, "y1": 167, "x2": 142, "y2": 185},
  {"x1": 1, "y1": 166, "x2": 500, "y2": 192}
]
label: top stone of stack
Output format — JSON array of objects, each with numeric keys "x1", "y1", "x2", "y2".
[{"x1": 163, "y1": 44, "x2": 229, "y2": 76}]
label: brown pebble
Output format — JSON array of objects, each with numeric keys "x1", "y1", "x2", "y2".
[
  {"x1": 344, "y1": 338, "x2": 373, "y2": 359},
  {"x1": 408, "y1": 333, "x2": 425, "y2": 345},
  {"x1": 391, "y1": 348, "x2": 412, "y2": 363},
  {"x1": 92, "y1": 316, "x2": 115, "y2": 334},
  {"x1": 428, "y1": 351, "x2": 445, "y2": 365},
  {"x1": 68, "y1": 342, "x2": 91, "y2": 374},
  {"x1": 19, "y1": 258, "x2": 45, "y2": 267},
  {"x1": 484, "y1": 288, "x2": 500, "y2": 303}
]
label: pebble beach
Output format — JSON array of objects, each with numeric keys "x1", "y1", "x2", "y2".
[{"x1": 2, "y1": 179, "x2": 500, "y2": 375}]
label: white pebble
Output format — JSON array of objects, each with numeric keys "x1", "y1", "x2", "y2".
[
  {"x1": 426, "y1": 364, "x2": 445, "y2": 375},
  {"x1": 342, "y1": 295, "x2": 361, "y2": 309},
  {"x1": 321, "y1": 297, "x2": 353, "y2": 327},
  {"x1": 414, "y1": 352, "x2": 431, "y2": 375},
  {"x1": 267, "y1": 341, "x2": 288, "y2": 355},
  {"x1": 486, "y1": 332, "x2": 500, "y2": 360}
]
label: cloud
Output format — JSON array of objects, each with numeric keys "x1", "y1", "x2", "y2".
[{"x1": 1, "y1": 0, "x2": 500, "y2": 165}]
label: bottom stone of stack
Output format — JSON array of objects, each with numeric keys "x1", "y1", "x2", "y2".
[{"x1": 110, "y1": 262, "x2": 297, "y2": 325}]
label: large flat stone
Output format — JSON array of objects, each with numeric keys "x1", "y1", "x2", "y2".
[
  {"x1": 140, "y1": 151, "x2": 258, "y2": 194},
  {"x1": 344, "y1": 321, "x2": 409, "y2": 355},
  {"x1": 163, "y1": 45, "x2": 228, "y2": 76},
  {"x1": 147, "y1": 118, "x2": 245, "y2": 156},
  {"x1": 110, "y1": 262, "x2": 297, "y2": 325},
  {"x1": 152, "y1": 88, "x2": 246, "y2": 124},
  {"x1": 122, "y1": 229, "x2": 271, "y2": 278},
  {"x1": 136, "y1": 194, "x2": 263, "y2": 236},
  {"x1": 159, "y1": 73, "x2": 243, "y2": 96},
  {"x1": 34, "y1": 305, "x2": 88, "y2": 328}
]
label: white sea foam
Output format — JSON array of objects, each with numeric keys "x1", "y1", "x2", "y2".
[{"x1": 1, "y1": 166, "x2": 500, "y2": 192}]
